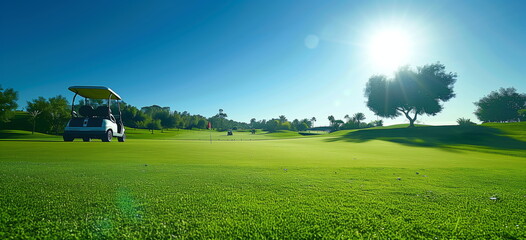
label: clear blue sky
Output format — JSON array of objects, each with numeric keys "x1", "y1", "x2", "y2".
[{"x1": 2, "y1": 0, "x2": 525, "y2": 126}]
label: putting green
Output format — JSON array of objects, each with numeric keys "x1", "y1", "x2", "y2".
[{"x1": 0, "y1": 125, "x2": 525, "y2": 238}]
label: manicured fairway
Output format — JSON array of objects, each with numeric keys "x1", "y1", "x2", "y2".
[{"x1": 0, "y1": 126, "x2": 525, "y2": 239}]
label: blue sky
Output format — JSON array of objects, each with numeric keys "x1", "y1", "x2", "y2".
[{"x1": 1, "y1": 0, "x2": 525, "y2": 126}]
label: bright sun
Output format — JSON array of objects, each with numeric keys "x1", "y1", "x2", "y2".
[{"x1": 367, "y1": 28, "x2": 412, "y2": 73}]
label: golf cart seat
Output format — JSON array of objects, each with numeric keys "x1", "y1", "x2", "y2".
[
  {"x1": 79, "y1": 105, "x2": 95, "y2": 117},
  {"x1": 95, "y1": 106, "x2": 115, "y2": 122}
]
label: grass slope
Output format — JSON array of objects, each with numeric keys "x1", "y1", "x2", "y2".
[
  {"x1": 0, "y1": 124, "x2": 525, "y2": 239},
  {"x1": 328, "y1": 123, "x2": 526, "y2": 157}
]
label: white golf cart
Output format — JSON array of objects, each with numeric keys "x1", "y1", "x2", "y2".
[{"x1": 63, "y1": 86, "x2": 126, "y2": 142}]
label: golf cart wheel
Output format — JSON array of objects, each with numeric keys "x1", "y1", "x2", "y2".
[
  {"x1": 118, "y1": 133, "x2": 126, "y2": 142},
  {"x1": 82, "y1": 137, "x2": 91, "y2": 142},
  {"x1": 63, "y1": 135, "x2": 74, "y2": 142},
  {"x1": 102, "y1": 130, "x2": 113, "y2": 142}
]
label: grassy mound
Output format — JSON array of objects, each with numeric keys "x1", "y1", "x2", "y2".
[{"x1": 328, "y1": 123, "x2": 526, "y2": 157}]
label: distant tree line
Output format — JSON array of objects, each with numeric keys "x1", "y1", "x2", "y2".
[
  {"x1": 115, "y1": 104, "x2": 208, "y2": 133},
  {"x1": 248, "y1": 115, "x2": 314, "y2": 132},
  {"x1": 208, "y1": 109, "x2": 251, "y2": 131},
  {"x1": 327, "y1": 112, "x2": 383, "y2": 131},
  {"x1": 1, "y1": 76, "x2": 525, "y2": 135},
  {"x1": 0, "y1": 89, "x2": 248, "y2": 134}
]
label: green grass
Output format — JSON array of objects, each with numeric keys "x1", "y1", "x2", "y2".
[
  {"x1": 328, "y1": 123, "x2": 526, "y2": 158},
  {"x1": 125, "y1": 128, "x2": 320, "y2": 140},
  {"x1": 0, "y1": 124, "x2": 525, "y2": 239}
]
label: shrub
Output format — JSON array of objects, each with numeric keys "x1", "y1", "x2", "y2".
[{"x1": 457, "y1": 118, "x2": 476, "y2": 126}]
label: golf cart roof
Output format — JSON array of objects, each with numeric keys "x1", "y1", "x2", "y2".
[{"x1": 68, "y1": 86, "x2": 122, "y2": 100}]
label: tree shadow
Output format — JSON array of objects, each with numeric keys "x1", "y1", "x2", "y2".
[
  {"x1": 326, "y1": 125, "x2": 526, "y2": 156},
  {"x1": 0, "y1": 132, "x2": 61, "y2": 142},
  {"x1": 0, "y1": 139, "x2": 62, "y2": 142}
]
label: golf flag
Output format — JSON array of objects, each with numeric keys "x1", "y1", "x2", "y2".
[{"x1": 207, "y1": 121, "x2": 212, "y2": 129}]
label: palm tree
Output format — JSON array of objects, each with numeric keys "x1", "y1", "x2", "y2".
[
  {"x1": 353, "y1": 112, "x2": 366, "y2": 123},
  {"x1": 344, "y1": 114, "x2": 351, "y2": 123},
  {"x1": 328, "y1": 115, "x2": 335, "y2": 126}
]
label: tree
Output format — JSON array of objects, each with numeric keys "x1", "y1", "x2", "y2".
[
  {"x1": 147, "y1": 119, "x2": 162, "y2": 134},
  {"x1": 0, "y1": 85, "x2": 19, "y2": 124},
  {"x1": 154, "y1": 111, "x2": 175, "y2": 132},
  {"x1": 218, "y1": 109, "x2": 227, "y2": 119},
  {"x1": 217, "y1": 109, "x2": 228, "y2": 130},
  {"x1": 48, "y1": 96, "x2": 70, "y2": 135},
  {"x1": 279, "y1": 121, "x2": 291, "y2": 130},
  {"x1": 365, "y1": 63, "x2": 457, "y2": 127},
  {"x1": 141, "y1": 105, "x2": 165, "y2": 117},
  {"x1": 370, "y1": 119, "x2": 383, "y2": 127},
  {"x1": 519, "y1": 109, "x2": 526, "y2": 121},
  {"x1": 298, "y1": 122, "x2": 309, "y2": 131},
  {"x1": 333, "y1": 120, "x2": 344, "y2": 130},
  {"x1": 353, "y1": 112, "x2": 366, "y2": 123},
  {"x1": 310, "y1": 117, "x2": 316, "y2": 127},
  {"x1": 26, "y1": 97, "x2": 48, "y2": 132},
  {"x1": 344, "y1": 114, "x2": 351, "y2": 123},
  {"x1": 118, "y1": 102, "x2": 141, "y2": 128},
  {"x1": 266, "y1": 119, "x2": 280, "y2": 132},
  {"x1": 197, "y1": 119, "x2": 207, "y2": 129},
  {"x1": 291, "y1": 119, "x2": 300, "y2": 131},
  {"x1": 28, "y1": 110, "x2": 41, "y2": 134},
  {"x1": 301, "y1": 118, "x2": 313, "y2": 128},
  {"x1": 133, "y1": 110, "x2": 149, "y2": 128},
  {"x1": 474, "y1": 87, "x2": 526, "y2": 123},
  {"x1": 328, "y1": 115, "x2": 342, "y2": 131},
  {"x1": 26, "y1": 95, "x2": 69, "y2": 134},
  {"x1": 278, "y1": 115, "x2": 287, "y2": 123},
  {"x1": 328, "y1": 115, "x2": 335, "y2": 125}
]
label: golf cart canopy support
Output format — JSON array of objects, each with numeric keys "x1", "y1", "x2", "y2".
[{"x1": 68, "y1": 86, "x2": 122, "y2": 100}]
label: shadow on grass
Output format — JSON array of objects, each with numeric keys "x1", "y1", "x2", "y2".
[
  {"x1": 327, "y1": 125, "x2": 526, "y2": 156},
  {"x1": 0, "y1": 139, "x2": 62, "y2": 142},
  {"x1": 0, "y1": 132, "x2": 61, "y2": 142}
]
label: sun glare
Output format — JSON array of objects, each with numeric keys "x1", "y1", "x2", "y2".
[{"x1": 367, "y1": 28, "x2": 412, "y2": 73}]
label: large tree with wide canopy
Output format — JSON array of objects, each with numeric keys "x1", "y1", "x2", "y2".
[{"x1": 365, "y1": 63, "x2": 457, "y2": 127}]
